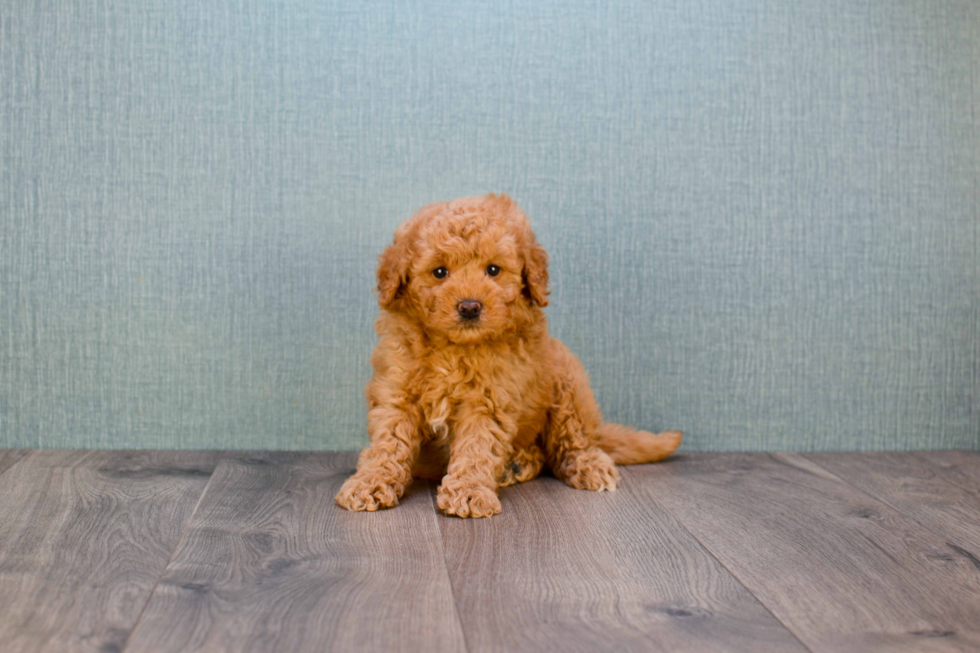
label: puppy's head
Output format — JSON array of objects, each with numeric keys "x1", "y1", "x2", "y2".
[{"x1": 376, "y1": 194, "x2": 549, "y2": 343}]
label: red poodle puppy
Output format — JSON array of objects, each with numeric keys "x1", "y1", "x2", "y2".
[{"x1": 336, "y1": 194, "x2": 681, "y2": 518}]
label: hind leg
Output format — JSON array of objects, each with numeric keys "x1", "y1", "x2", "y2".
[
  {"x1": 544, "y1": 341, "x2": 620, "y2": 492},
  {"x1": 554, "y1": 447, "x2": 619, "y2": 491},
  {"x1": 497, "y1": 442, "x2": 546, "y2": 487}
]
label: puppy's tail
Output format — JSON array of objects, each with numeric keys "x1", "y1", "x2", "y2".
[{"x1": 595, "y1": 424, "x2": 682, "y2": 465}]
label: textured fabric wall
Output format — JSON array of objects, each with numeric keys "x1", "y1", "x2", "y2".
[{"x1": 1, "y1": 0, "x2": 977, "y2": 451}]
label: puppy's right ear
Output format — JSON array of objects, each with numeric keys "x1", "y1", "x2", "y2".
[
  {"x1": 376, "y1": 227, "x2": 411, "y2": 309},
  {"x1": 377, "y1": 202, "x2": 444, "y2": 308}
]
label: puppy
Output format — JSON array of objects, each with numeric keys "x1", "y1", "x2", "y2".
[{"x1": 336, "y1": 194, "x2": 681, "y2": 518}]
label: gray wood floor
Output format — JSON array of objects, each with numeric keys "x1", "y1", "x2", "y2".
[{"x1": 0, "y1": 450, "x2": 978, "y2": 652}]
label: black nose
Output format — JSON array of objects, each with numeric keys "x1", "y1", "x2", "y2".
[{"x1": 457, "y1": 300, "x2": 482, "y2": 320}]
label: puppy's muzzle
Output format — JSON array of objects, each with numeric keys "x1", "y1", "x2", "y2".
[{"x1": 457, "y1": 300, "x2": 482, "y2": 321}]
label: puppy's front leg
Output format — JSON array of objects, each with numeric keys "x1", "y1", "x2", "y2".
[
  {"x1": 437, "y1": 413, "x2": 511, "y2": 518},
  {"x1": 335, "y1": 406, "x2": 421, "y2": 512}
]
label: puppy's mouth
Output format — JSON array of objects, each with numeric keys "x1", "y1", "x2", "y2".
[{"x1": 446, "y1": 318, "x2": 493, "y2": 342}]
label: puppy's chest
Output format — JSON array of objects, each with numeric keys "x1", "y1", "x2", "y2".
[{"x1": 414, "y1": 348, "x2": 534, "y2": 434}]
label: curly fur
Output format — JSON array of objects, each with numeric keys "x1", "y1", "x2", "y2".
[{"x1": 336, "y1": 194, "x2": 682, "y2": 518}]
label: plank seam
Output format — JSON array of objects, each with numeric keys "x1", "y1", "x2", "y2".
[
  {"x1": 621, "y1": 466, "x2": 816, "y2": 653},
  {"x1": 798, "y1": 452, "x2": 979, "y2": 551},
  {"x1": 0, "y1": 449, "x2": 33, "y2": 479},
  {"x1": 427, "y1": 479, "x2": 472, "y2": 653},
  {"x1": 117, "y1": 455, "x2": 223, "y2": 653}
]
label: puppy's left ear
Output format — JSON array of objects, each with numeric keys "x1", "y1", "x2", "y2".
[{"x1": 522, "y1": 234, "x2": 550, "y2": 307}]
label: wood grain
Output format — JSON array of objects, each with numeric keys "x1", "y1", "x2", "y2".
[
  {"x1": 917, "y1": 451, "x2": 980, "y2": 495},
  {"x1": 0, "y1": 448, "x2": 29, "y2": 476},
  {"x1": 804, "y1": 451, "x2": 980, "y2": 553},
  {"x1": 633, "y1": 453, "x2": 980, "y2": 652},
  {"x1": 436, "y1": 470, "x2": 807, "y2": 653},
  {"x1": 0, "y1": 450, "x2": 218, "y2": 653},
  {"x1": 124, "y1": 452, "x2": 466, "y2": 653}
]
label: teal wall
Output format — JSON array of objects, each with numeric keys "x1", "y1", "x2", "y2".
[{"x1": 1, "y1": 0, "x2": 977, "y2": 451}]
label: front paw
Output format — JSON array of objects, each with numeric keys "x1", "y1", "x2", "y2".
[
  {"x1": 556, "y1": 448, "x2": 619, "y2": 492},
  {"x1": 335, "y1": 473, "x2": 404, "y2": 511},
  {"x1": 436, "y1": 478, "x2": 502, "y2": 518}
]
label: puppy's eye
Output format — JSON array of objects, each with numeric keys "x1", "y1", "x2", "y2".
[
  {"x1": 432, "y1": 267, "x2": 449, "y2": 279},
  {"x1": 486, "y1": 264, "x2": 501, "y2": 277}
]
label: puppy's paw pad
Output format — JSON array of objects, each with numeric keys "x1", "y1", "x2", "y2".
[
  {"x1": 335, "y1": 475, "x2": 402, "y2": 511},
  {"x1": 437, "y1": 481, "x2": 502, "y2": 518},
  {"x1": 558, "y1": 449, "x2": 620, "y2": 492}
]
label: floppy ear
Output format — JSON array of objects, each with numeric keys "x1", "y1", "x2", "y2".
[
  {"x1": 522, "y1": 234, "x2": 550, "y2": 307},
  {"x1": 376, "y1": 202, "x2": 445, "y2": 309},
  {"x1": 376, "y1": 229, "x2": 411, "y2": 309}
]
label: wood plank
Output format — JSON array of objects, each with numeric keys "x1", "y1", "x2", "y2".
[
  {"x1": 916, "y1": 451, "x2": 980, "y2": 495},
  {"x1": 0, "y1": 450, "x2": 218, "y2": 653},
  {"x1": 436, "y1": 471, "x2": 808, "y2": 653},
  {"x1": 0, "y1": 448, "x2": 30, "y2": 476},
  {"x1": 804, "y1": 451, "x2": 980, "y2": 553},
  {"x1": 124, "y1": 452, "x2": 466, "y2": 653},
  {"x1": 633, "y1": 453, "x2": 980, "y2": 652}
]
